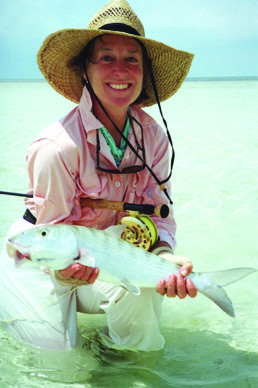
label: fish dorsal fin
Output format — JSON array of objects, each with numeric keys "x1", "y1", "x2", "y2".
[
  {"x1": 77, "y1": 248, "x2": 96, "y2": 267},
  {"x1": 105, "y1": 224, "x2": 127, "y2": 239},
  {"x1": 120, "y1": 278, "x2": 141, "y2": 295}
]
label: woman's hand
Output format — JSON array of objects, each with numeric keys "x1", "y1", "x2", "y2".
[
  {"x1": 60, "y1": 264, "x2": 99, "y2": 284},
  {"x1": 156, "y1": 255, "x2": 197, "y2": 299}
]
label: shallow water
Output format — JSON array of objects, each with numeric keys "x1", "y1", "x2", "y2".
[{"x1": 0, "y1": 79, "x2": 257, "y2": 387}]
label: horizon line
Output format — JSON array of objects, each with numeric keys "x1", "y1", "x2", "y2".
[{"x1": 0, "y1": 76, "x2": 258, "y2": 82}]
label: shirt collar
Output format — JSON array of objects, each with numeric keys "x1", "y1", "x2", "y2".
[
  {"x1": 78, "y1": 87, "x2": 102, "y2": 133},
  {"x1": 78, "y1": 86, "x2": 144, "y2": 142}
]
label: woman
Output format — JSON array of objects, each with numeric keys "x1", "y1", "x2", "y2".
[{"x1": 0, "y1": 0, "x2": 196, "y2": 351}]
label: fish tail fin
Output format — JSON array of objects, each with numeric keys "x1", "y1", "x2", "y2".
[
  {"x1": 196, "y1": 267, "x2": 256, "y2": 317},
  {"x1": 198, "y1": 286, "x2": 235, "y2": 317},
  {"x1": 200, "y1": 267, "x2": 257, "y2": 287}
]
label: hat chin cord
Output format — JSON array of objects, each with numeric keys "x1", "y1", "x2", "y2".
[{"x1": 81, "y1": 57, "x2": 174, "y2": 205}]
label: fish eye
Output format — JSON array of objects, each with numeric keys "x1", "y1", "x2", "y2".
[{"x1": 38, "y1": 229, "x2": 49, "y2": 237}]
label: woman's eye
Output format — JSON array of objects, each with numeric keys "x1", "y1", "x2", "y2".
[
  {"x1": 127, "y1": 57, "x2": 138, "y2": 63},
  {"x1": 101, "y1": 55, "x2": 113, "y2": 62}
]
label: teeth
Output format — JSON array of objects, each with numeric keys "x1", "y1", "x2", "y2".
[{"x1": 109, "y1": 84, "x2": 129, "y2": 90}]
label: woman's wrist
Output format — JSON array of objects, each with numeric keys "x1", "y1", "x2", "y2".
[
  {"x1": 150, "y1": 241, "x2": 174, "y2": 256},
  {"x1": 151, "y1": 246, "x2": 174, "y2": 255}
]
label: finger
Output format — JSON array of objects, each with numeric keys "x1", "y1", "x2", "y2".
[
  {"x1": 156, "y1": 279, "x2": 166, "y2": 295},
  {"x1": 60, "y1": 263, "x2": 83, "y2": 278},
  {"x1": 87, "y1": 267, "x2": 99, "y2": 284},
  {"x1": 166, "y1": 274, "x2": 176, "y2": 297},
  {"x1": 180, "y1": 261, "x2": 193, "y2": 277},
  {"x1": 74, "y1": 266, "x2": 93, "y2": 280},
  {"x1": 186, "y1": 278, "x2": 198, "y2": 298},
  {"x1": 176, "y1": 274, "x2": 187, "y2": 299}
]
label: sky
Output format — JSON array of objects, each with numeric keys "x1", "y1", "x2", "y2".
[{"x1": 0, "y1": 0, "x2": 257, "y2": 79}]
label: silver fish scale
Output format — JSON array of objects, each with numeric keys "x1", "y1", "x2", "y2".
[
  {"x1": 73, "y1": 225, "x2": 182, "y2": 287},
  {"x1": 7, "y1": 224, "x2": 256, "y2": 316}
]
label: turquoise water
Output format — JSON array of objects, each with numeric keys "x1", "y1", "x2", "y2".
[{"x1": 0, "y1": 79, "x2": 257, "y2": 387}]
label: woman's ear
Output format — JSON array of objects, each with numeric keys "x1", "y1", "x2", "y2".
[
  {"x1": 82, "y1": 71, "x2": 89, "y2": 84},
  {"x1": 82, "y1": 72, "x2": 88, "y2": 83}
]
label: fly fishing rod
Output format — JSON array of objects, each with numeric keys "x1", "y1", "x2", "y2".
[
  {"x1": 80, "y1": 198, "x2": 169, "y2": 218},
  {"x1": 0, "y1": 191, "x2": 169, "y2": 218},
  {"x1": 0, "y1": 190, "x2": 33, "y2": 198}
]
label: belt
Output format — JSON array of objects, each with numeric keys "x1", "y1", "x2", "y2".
[{"x1": 23, "y1": 209, "x2": 37, "y2": 225}]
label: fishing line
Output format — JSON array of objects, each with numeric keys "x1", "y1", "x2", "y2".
[{"x1": 0, "y1": 286, "x2": 79, "y2": 323}]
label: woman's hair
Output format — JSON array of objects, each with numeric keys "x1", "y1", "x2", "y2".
[{"x1": 67, "y1": 35, "x2": 151, "y2": 105}]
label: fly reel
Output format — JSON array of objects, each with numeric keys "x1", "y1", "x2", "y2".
[{"x1": 119, "y1": 211, "x2": 158, "y2": 251}]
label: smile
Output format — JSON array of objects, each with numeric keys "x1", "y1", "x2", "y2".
[{"x1": 107, "y1": 83, "x2": 131, "y2": 90}]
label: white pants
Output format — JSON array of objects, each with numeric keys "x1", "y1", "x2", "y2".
[{"x1": 0, "y1": 219, "x2": 164, "y2": 351}]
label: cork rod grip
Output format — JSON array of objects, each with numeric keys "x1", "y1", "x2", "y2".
[{"x1": 80, "y1": 198, "x2": 169, "y2": 218}]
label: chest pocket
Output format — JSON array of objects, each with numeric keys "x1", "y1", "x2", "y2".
[{"x1": 77, "y1": 172, "x2": 108, "y2": 198}]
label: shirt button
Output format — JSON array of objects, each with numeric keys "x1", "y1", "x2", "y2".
[
  {"x1": 115, "y1": 181, "x2": 121, "y2": 188},
  {"x1": 125, "y1": 153, "x2": 130, "y2": 160}
]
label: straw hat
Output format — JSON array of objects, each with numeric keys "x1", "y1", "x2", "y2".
[{"x1": 37, "y1": 0, "x2": 194, "y2": 107}]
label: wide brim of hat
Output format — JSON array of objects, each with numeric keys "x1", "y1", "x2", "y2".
[{"x1": 37, "y1": 28, "x2": 194, "y2": 107}]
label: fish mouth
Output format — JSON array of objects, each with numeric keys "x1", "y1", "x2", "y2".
[
  {"x1": 6, "y1": 239, "x2": 80, "y2": 268},
  {"x1": 6, "y1": 240, "x2": 32, "y2": 265},
  {"x1": 6, "y1": 240, "x2": 59, "y2": 266}
]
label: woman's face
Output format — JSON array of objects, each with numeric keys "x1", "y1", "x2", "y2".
[{"x1": 85, "y1": 35, "x2": 143, "y2": 115}]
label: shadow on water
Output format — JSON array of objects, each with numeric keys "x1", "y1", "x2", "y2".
[{"x1": 0, "y1": 324, "x2": 257, "y2": 388}]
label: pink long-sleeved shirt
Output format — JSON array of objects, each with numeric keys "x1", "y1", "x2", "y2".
[{"x1": 25, "y1": 87, "x2": 176, "y2": 248}]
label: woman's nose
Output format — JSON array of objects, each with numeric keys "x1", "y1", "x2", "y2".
[{"x1": 112, "y1": 60, "x2": 128, "y2": 75}]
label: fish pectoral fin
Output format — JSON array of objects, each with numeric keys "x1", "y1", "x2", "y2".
[
  {"x1": 199, "y1": 285, "x2": 235, "y2": 317},
  {"x1": 77, "y1": 248, "x2": 96, "y2": 267},
  {"x1": 120, "y1": 278, "x2": 141, "y2": 295}
]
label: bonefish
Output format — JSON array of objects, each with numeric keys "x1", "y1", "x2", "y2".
[{"x1": 6, "y1": 224, "x2": 256, "y2": 317}]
